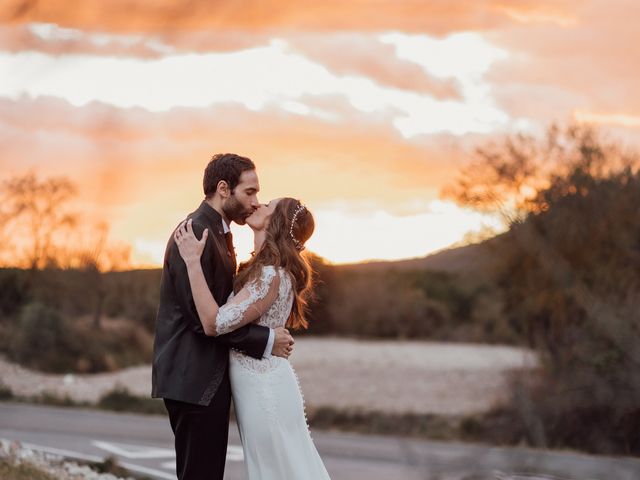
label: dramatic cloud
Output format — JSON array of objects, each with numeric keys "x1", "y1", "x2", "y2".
[
  {"x1": 1, "y1": 0, "x2": 578, "y2": 34},
  {"x1": 0, "y1": 23, "x2": 276, "y2": 58},
  {"x1": 0, "y1": 23, "x2": 166, "y2": 57},
  {"x1": 280, "y1": 33, "x2": 462, "y2": 99},
  {"x1": 486, "y1": 0, "x2": 640, "y2": 131},
  {"x1": 0, "y1": 96, "x2": 480, "y2": 264},
  {"x1": 1, "y1": 0, "x2": 638, "y2": 264},
  {"x1": 0, "y1": 34, "x2": 510, "y2": 137},
  {"x1": 0, "y1": 95, "x2": 460, "y2": 196}
]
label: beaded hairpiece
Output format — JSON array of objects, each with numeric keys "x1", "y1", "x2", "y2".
[{"x1": 289, "y1": 203, "x2": 306, "y2": 251}]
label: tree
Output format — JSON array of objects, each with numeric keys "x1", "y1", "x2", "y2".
[
  {"x1": 447, "y1": 124, "x2": 640, "y2": 453},
  {"x1": 498, "y1": 168, "x2": 640, "y2": 453},
  {"x1": 0, "y1": 203, "x2": 11, "y2": 264},
  {"x1": 444, "y1": 124, "x2": 637, "y2": 224},
  {"x1": 75, "y1": 222, "x2": 132, "y2": 329},
  {"x1": 0, "y1": 172, "x2": 132, "y2": 328},
  {"x1": 1, "y1": 173, "x2": 78, "y2": 269}
]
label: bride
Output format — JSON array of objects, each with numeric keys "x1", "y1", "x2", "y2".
[{"x1": 173, "y1": 197, "x2": 331, "y2": 480}]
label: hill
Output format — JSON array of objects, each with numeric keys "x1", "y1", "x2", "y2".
[{"x1": 333, "y1": 234, "x2": 503, "y2": 276}]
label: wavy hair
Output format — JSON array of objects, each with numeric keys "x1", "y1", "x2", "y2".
[{"x1": 234, "y1": 198, "x2": 315, "y2": 329}]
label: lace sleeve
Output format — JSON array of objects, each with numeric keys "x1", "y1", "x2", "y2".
[{"x1": 215, "y1": 266, "x2": 280, "y2": 335}]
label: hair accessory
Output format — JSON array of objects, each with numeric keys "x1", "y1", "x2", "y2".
[{"x1": 289, "y1": 203, "x2": 306, "y2": 251}]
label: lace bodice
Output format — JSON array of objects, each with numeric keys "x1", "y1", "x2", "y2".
[
  {"x1": 216, "y1": 265, "x2": 293, "y2": 334},
  {"x1": 253, "y1": 266, "x2": 294, "y2": 330},
  {"x1": 218, "y1": 265, "x2": 294, "y2": 373}
]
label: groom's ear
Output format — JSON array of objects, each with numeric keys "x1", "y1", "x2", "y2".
[{"x1": 216, "y1": 180, "x2": 230, "y2": 198}]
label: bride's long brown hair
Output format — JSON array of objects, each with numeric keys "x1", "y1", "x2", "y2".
[{"x1": 234, "y1": 198, "x2": 315, "y2": 329}]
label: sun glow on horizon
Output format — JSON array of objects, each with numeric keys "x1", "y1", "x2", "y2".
[{"x1": 121, "y1": 200, "x2": 503, "y2": 267}]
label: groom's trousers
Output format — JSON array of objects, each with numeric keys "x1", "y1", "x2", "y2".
[{"x1": 164, "y1": 369, "x2": 232, "y2": 480}]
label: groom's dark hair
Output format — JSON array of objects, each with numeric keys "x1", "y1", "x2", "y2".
[{"x1": 203, "y1": 153, "x2": 256, "y2": 199}]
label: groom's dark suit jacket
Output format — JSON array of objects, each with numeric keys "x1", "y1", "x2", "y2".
[{"x1": 152, "y1": 201, "x2": 270, "y2": 405}]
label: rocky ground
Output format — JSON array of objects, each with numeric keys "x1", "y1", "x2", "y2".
[
  {"x1": 0, "y1": 439, "x2": 131, "y2": 480},
  {"x1": 0, "y1": 338, "x2": 538, "y2": 415}
]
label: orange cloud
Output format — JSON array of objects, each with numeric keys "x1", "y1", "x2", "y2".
[
  {"x1": 0, "y1": 24, "x2": 164, "y2": 57},
  {"x1": 1, "y1": 0, "x2": 577, "y2": 34},
  {"x1": 0, "y1": 96, "x2": 469, "y2": 260},
  {"x1": 0, "y1": 96, "x2": 461, "y2": 184},
  {"x1": 493, "y1": 2, "x2": 579, "y2": 26},
  {"x1": 486, "y1": 0, "x2": 640, "y2": 124},
  {"x1": 286, "y1": 33, "x2": 461, "y2": 99},
  {"x1": 0, "y1": 23, "x2": 278, "y2": 57},
  {"x1": 0, "y1": 26, "x2": 461, "y2": 101}
]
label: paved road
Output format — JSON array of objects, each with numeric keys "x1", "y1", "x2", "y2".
[{"x1": 1, "y1": 402, "x2": 639, "y2": 480}]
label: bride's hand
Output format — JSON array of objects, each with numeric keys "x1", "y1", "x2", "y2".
[{"x1": 174, "y1": 218, "x2": 208, "y2": 264}]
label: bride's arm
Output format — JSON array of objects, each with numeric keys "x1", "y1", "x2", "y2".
[
  {"x1": 215, "y1": 265, "x2": 280, "y2": 335},
  {"x1": 174, "y1": 219, "x2": 220, "y2": 335},
  {"x1": 175, "y1": 219, "x2": 281, "y2": 336}
]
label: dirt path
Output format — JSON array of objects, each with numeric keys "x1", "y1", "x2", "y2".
[{"x1": 0, "y1": 338, "x2": 538, "y2": 415}]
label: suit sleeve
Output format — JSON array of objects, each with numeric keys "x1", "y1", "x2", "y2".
[{"x1": 167, "y1": 219, "x2": 270, "y2": 358}]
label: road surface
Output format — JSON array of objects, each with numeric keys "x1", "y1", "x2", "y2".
[{"x1": 1, "y1": 402, "x2": 639, "y2": 480}]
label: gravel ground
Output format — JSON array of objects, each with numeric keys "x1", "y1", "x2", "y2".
[
  {"x1": 0, "y1": 439, "x2": 130, "y2": 480},
  {"x1": 0, "y1": 338, "x2": 538, "y2": 415}
]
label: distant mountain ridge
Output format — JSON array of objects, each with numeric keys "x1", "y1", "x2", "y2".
[{"x1": 334, "y1": 234, "x2": 503, "y2": 275}]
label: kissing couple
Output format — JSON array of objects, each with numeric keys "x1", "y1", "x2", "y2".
[{"x1": 152, "y1": 153, "x2": 331, "y2": 479}]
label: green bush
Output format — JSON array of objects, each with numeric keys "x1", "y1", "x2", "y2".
[
  {"x1": 0, "y1": 269, "x2": 29, "y2": 317},
  {"x1": 315, "y1": 267, "x2": 512, "y2": 342},
  {"x1": 5, "y1": 301, "x2": 153, "y2": 373},
  {"x1": 0, "y1": 258, "x2": 511, "y2": 343},
  {"x1": 495, "y1": 167, "x2": 640, "y2": 454},
  {"x1": 98, "y1": 387, "x2": 166, "y2": 415},
  {"x1": 7, "y1": 302, "x2": 73, "y2": 372},
  {"x1": 0, "y1": 381, "x2": 13, "y2": 400},
  {"x1": 103, "y1": 269, "x2": 161, "y2": 332},
  {"x1": 87, "y1": 456, "x2": 133, "y2": 478}
]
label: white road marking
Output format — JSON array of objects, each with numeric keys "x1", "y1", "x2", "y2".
[
  {"x1": 91, "y1": 439, "x2": 244, "y2": 474},
  {"x1": 20, "y1": 442, "x2": 103, "y2": 463},
  {"x1": 92, "y1": 440, "x2": 175, "y2": 459}
]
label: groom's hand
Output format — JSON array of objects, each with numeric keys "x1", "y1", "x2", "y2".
[{"x1": 272, "y1": 327, "x2": 294, "y2": 359}]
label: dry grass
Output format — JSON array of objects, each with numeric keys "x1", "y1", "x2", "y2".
[{"x1": 0, "y1": 459, "x2": 58, "y2": 480}]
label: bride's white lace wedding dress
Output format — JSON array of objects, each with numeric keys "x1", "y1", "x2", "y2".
[{"x1": 216, "y1": 265, "x2": 331, "y2": 480}]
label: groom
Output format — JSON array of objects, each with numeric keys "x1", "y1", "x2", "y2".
[{"x1": 152, "y1": 153, "x2": 294, "y2": 480}]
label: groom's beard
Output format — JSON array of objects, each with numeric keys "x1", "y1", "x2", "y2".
[{"x1": 223, "y1": 195, "x2": 252, "y2": 225}]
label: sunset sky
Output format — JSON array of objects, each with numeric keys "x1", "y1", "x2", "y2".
[{"x1": 1, "y1": 0, "x2": 639, "y2": 266}]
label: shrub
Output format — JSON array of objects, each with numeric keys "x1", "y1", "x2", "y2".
[
  {"x1": 0, "y1": 269, "x2": 29, "y2": 317},
  {"x1": 0, "y1": 381, "x2": 13, "y2": 400},
  {"x1": 98, "y1": 386, "x2": 166, "y2": 415},
  {"x1": 5, "y1": 301, "x2": 153, "y2": 373},
  {"x1": 496, "y1": 168, "x2": 640, "y2": 454},
  {"x1": 317, "y1": 267, "x2": 508, "y2": 342},
  {"x1": 7, "y1": 302, "x2": 73, "y2": 372}
]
